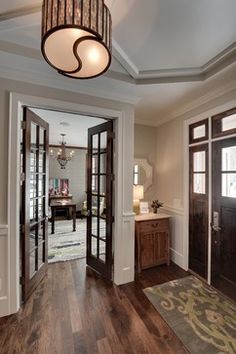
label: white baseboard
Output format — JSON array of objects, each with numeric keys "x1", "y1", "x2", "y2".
[
  {"x1": 170, "y1": 248, "x2": 185, "y2": 269},
  {"x1": 0, "y1": 296, "x2": 9, "y2": 318}
]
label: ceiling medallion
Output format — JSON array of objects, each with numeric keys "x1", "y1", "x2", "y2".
[{"x1": 41, "y1": 0, "x2": 112, "y2": 79}]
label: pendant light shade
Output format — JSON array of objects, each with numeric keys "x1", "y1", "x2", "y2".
[{"x1": 41, "y1": 0, "x2": 112, "y2": 79}]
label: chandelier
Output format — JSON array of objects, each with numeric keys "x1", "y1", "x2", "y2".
[
  {"x1": 41, "y1": 0, "x2": 112, "y2": 79},
  {"x1": 50, "y1": 134, "x2": 74, "y2": 169}
]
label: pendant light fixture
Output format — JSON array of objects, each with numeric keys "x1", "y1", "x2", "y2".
[
  {"x1": 50, "y1": 134, "x2": 74, "y2": 169},
  {"x1": 41, "y1": 0, "x2": 112, "y2": 79}
]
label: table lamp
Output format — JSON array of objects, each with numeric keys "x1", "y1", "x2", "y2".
[{"x1": 133, "y1": 185, "x2": 144, "y2": 214}]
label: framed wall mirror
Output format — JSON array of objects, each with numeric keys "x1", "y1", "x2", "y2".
[{"x1": 133, "y1": 158, "x2": 153, "y2": 192}]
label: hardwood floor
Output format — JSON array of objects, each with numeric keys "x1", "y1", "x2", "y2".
[{"x1": 0, "y1": 260, "x2": 189, "y2": 354}]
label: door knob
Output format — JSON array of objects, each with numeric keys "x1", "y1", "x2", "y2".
[
  {"x1": 211, "y1": 211, "x2": 221, "y2": 232},
  {"x1": 212, "y1": 225, "x2": 221, "y2": 232}
]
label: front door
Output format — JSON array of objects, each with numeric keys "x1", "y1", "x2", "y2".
[
  {"x1": 87, "y1": 121, "x2": 114, "y2": 280},
  {"x1": 21, "y1": 107, "x2": 49, "y2": 301},
  {"x1": 211, "y1": 137, "x2": 236, "y2": 297}
]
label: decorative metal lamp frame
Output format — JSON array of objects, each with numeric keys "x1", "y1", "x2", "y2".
[
  {"x1": 50, "y1": 134, "x2": 74, "y2": 169},
  {"x1": 41, "y1": 0, "x2": 112, "y2": 79}
]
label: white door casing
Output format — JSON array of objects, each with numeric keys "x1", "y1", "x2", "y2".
[{"x1": 7, "y1": 92, "x2": 135, "y2": 316}]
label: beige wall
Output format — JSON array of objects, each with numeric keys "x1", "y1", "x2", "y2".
[
  {"x1": 49, "y1": 148, "x2": 87, "y2": 209},
  {"x1": 134, "y1": 124, "x2": 157, "y2": 203},
  {"x1": 156, "y1": 116, "x2": 183, "y2": 208}
]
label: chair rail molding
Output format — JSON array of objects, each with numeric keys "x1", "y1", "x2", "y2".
[{"x1": 0, "y1": 224, "x2": 8, "y2": 235}]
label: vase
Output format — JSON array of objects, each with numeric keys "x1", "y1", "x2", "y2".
[{"x1": 153, "y1": 207, "x2": 158, "y2": 214}]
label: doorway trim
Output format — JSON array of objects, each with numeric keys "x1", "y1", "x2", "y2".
[
  {"x1": 8, "y1": 92, "x2": 135, "y2": 314},
  {"x1": 183, "y1": 98, "x2": 236, "y2": 283}
]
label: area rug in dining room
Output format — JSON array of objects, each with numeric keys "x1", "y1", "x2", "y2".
[
  {"x1": 143, "y1": 276, "x2": 236, "y2": 354},
  {"x1": 48, "y1": 219, "x2": 105, "y2": 263}
]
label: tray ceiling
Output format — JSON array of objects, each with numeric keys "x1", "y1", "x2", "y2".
[
  {"x1": 0, "y1": 0, "x2": 235, "y2": 81},
  {"x1": 0, "y1": 0, "x2": 235, "y2": 126}
]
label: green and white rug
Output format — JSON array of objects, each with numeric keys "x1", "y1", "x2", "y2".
[
  {"x1": 48, "y1": 219, "x2": 105, "y2": 263},
  {"x1": 144, "y1": 276, "x2": 236, "y2": 354}
]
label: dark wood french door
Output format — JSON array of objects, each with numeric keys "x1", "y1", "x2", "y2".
[
  {"x1": 87, "y1": 121, "x2": 113, "y2": 280},
  {"x1": 211, "y1": 137, "x2": 236, "y2": 297},
  {"x1": 21, "y1": 107, "x2": 49, "y2": 301},
  {"x1": 189, "y1": 144, "x2": 209, "y2": 279}
]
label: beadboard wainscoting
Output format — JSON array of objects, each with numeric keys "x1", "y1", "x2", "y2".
[
  {"x1": 0, "y1": 225, "x2": 9, "y2": 317},
  {"x1": 161, "y1": 205, "x2": 186, "y2": 270}
]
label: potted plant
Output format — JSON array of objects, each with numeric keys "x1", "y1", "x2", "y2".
[{"x1": 151, "y1": 199, "x2": 164, "y2": 213}]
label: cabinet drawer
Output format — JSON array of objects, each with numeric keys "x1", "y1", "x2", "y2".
[{"x1": 139, "y1": 219, "x2": 169, "y2": 233}]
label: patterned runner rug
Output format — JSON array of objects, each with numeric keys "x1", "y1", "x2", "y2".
[
  {"x1": 48, "y1": 219, "x2": 105, "y2": 263},
  {"x1": 144, "y1": 276, "x2": 236, "y2": 354}
]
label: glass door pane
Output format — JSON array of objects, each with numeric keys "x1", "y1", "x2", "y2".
[
  {"x1": 21, "y1": 108, "x2": 49, "y2": 301},
  {"x1": 212, "y1": 137, "x2": 236, "y2": 299},
  {"x1": 87, "y1": 121, "x2": 113, "y2": 279}
]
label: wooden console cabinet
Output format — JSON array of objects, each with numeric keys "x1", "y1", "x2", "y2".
[{"x1": 135, "y1": 213, "x2": 170, "y2": 272}]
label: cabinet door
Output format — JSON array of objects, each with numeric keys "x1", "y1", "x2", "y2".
[
  {"x1": 155, "y1": 232, "x2": 167, "y2": 263},
  {"x1": 140, "y1": 232, "x2": 155, "y2": 269}
]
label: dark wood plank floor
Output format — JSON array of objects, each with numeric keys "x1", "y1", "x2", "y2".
[{"x1": 0, "y1": 260, "x2": 189, "y2": 354}]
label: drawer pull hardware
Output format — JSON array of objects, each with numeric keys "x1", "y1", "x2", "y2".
[{"x1": 152, "y1": 223, "x2": 159, "y2": 228}]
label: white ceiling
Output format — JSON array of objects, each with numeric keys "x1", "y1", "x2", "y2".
[
  {"x1": 32, "y1": 108, "x2": 106, "y2": 147},
  {"x1": 110, "y1": 0, "x2": 236, "y2": 70},
  {"x1": 0, "y1": 0, "x2": 236, "y2": 126}
]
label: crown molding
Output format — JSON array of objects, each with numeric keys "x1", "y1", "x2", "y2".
[
  {"x1": 112, "y1": 39, "x2": 139, "y2": 78},
  {"x1": 135, "y1": 77, "x2": 236, "y2": 127},
  {"x1": 134, "y1": 42, "x2": 236, "y2": 84},
  {"x1": 0, "y1": 40, "x2": 42, "y2": 60},
  {"x1": 104, "y1": 69, "x2": 135, "y2": 84},
  {"x1": 112, "y1": 42, "x2": 236, "y2": 84},
  {"x1": 203, "y1": 42, "x2": 236, "y2": 80},
  {"x1": 137, "y1": 67, "x2": 202, "y2": 79},
  {"x1": 0, "y1": 61, "x2": 139, "y2": 105},
  {"x1": 135, "y1": 73, "x2": 203, "y2": 85},
  {"x1": 170, "y1": 78, "x2": 236, "y2": 120},
  {"x1": 203, "y1": 42, "x2": 236, "y2": 72},
  {"x1": 0, "y1": 4, "x2": 41, "y2": 22}
]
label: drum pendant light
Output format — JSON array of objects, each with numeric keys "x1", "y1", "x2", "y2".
[{"x1": 41, "y1": 0, "x2": 112, "y2": 79}]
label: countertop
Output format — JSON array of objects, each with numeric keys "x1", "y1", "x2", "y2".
[{"x1": 135, "y1": 212, "x2": 171, "y2": 222}]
